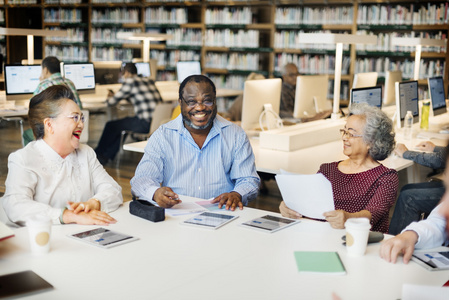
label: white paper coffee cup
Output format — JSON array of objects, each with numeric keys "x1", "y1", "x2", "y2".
[
  {"x1": 27, "y1": 214, "x2": 52, "y2": 255},
  {"x1": 344, "y1": 218, "x2": 371, "y2": 256}
]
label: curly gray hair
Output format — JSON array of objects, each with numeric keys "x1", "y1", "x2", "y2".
[{"x1": 349, "y1": 103, "x2": 395, "y2": 161}]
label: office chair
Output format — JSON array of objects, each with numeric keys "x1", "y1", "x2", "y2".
[
  {"x1": 1, "y1": 117, "x2": 24, "y2": 147},
  {"x1": 116, "y1": 102, "x2": 173, "y2": 166}
]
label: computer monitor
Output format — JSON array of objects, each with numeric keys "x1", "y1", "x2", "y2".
[
  {"x1": 4, "y1": 64, "x2": 42, "y2": 100},
  {"x1": 176, "y1": 61, "x2": 201, "y2": 83},
  {"x1": 384, "y1": 70, "x2": 402, "y2": 106},
  {"x1": 395, "y1": 80, "x2": 419, "y2": 128},
  {"x1": 121, "y1": 62, "x2": 151, "y2": 78},
  {"x1": 132, "y1": 58, "x2": 157, "y2": 80},
  {"x1": 62, "y1": 63, "x2": 95, "y2": 93},
  {"x1": 350, "y1": 86, "x2": 383, "y2": 108},
  {"x1": 428, "y1": 76, "x2": 447, "y2": 116},
  {"x1": 241, "y1": 78, "x2": 282, "y2": 131},
  {"x1": 352, "y1": 72, "x2": 378, "y2": 89},
  {"x1": 294, "y1": 75, "x2": 330, "y2": 118},
  {"x1": 93, "y1": 61, "x2": 122, "y2": 84}
]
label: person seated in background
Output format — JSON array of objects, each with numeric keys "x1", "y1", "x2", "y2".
[
  {"x1": 131, "y1": 75, "x2": 260, "y2": 211},
  {"x1": 2, "y1": 85, "x2": 122, "y2": 226},
  {"x1": 95, "y1": 63, "x2": 163, "y2": 165},
  {"x1": 23, "y1": 56, "x2": 83, "y2": 145},
  {"x1": 279, "y1": 104, "x2": 398, "y2": 233},
  {"x1": 279, "y1": 63, "x2": 299, "y2": 119},
  {"x1": 380, "y1": 143, "x2": 449, "y2": 264},
  {"x1": 389, "y1": 141, "x2": 446, "y2": 235}
]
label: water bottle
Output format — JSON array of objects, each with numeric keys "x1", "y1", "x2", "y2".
[
  {"x1": 404, "y1": 111, "x2": 413, "y2": 140},
  {"x1": 420, "y1": 101, "x2": 430, "y2": 130}
]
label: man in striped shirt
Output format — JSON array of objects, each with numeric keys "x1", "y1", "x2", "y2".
[{"x1": 131, "y1": 75, "x2": 260, "y2": 211}]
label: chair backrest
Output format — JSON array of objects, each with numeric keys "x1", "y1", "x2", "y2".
[{"x1": 149, "y1": 103, "x2": 174, "y2": 135}]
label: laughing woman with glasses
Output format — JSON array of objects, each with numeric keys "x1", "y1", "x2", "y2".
[
  {"x1": 2, "y1": 85, "x2": 123, "y2": 226},
  {"x1": 280, "y1": 103, "x2": 398, "y2": 233}
]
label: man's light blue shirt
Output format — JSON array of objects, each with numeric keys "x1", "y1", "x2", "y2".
[{"x1": 131, "y1": 114, "x2": 260, "y2": 205}]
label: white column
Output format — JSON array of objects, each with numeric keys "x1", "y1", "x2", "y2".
[
  {"x1": 143, "y1": 39, "x2": 150, "y2": 63},
  {"x1": 27, "y1": 35, "x2": 34, "y2": 65},
  {"x1": 332, "y1": 42, "x2": 343, "y2": 120},
  {"x1": 414, "y1": 44, "x2": 422, "y2": 80}
]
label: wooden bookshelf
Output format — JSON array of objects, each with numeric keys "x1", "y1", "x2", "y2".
[{"x1": 0, "y1": 0, "x2": 447, "y2": 95}]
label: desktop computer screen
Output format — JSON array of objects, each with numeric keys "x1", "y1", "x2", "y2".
[
  {"x1": 351, "y1": 86, "x2": 383, "y2": 108},
  {"x1": 241, "y1": 78, "x2": 282, "y2": 131},
  {"x1": 63, "y1": 63, "x2": 95, "y2": 91},
  {"x1": 384, "y1": 70, "x2": 402, "y2": 106},
  {"x1": 135, "y1": 62, "x2": 151, "y2": 78},
  {"x1": 294, "y1": 75, "x2": 330, "y2": 118},
  {"x1": 395, "y1": 80, "x2": 419, "y2": 128},
  {"x1": 176, "y1": 61, "x2": 201, "y2": 83},
  {"x1": 4, "y1": 64, "x2": 42, "y2": 95},
  {"x1": 428, "y1": 76, "x2": 447, "y2": 116},
  {"x1": 352, "y1": 72, "x2": 378, "y2": 89},
  {"x1": 93, "y1": 61, "x2": 122, "y2": 84}
]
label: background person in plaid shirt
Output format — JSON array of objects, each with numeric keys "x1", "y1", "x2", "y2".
[
  {"x1": 95, "y1": 63, "x2": 162, "y2": 165},
  {"x1": 34, "y1": 56, "x2": 82, "y2": 109}
]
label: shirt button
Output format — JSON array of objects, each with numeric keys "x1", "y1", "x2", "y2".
[
  {"x1": 198, "y1": 168, "x2": 201, "y2": 172},
  {"x1": 198, "y1": 186, "x2": 201, "y2": 190}
]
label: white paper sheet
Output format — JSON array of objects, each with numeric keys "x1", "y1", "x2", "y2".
[
  {"x1": 165, "y1": 195, "x2": 207, "y2": 216},
  {"x1": 275, "y1": 173, "x2": 334, "y2": 220},
  {"x1": 402, "y1": 284, "x2": 449, "y2": 300}
]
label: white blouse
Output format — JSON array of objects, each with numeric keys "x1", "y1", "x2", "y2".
[{"x1": 2, "y1": 139, "x2": 123, "y2": 225}]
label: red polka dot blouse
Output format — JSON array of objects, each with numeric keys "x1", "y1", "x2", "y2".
[{"x1": 318, "y1": 162, "x2": 399, "y2": 233}]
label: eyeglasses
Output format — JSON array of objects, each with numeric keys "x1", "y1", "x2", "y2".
[
  {"x1": 66, "y1": 114, "x2": 85, "y2": 124},
  {"x1": 181, "y1": 97, "x2": 215, "y2": 108},
  {"x1": 340, "y1": 129, "x2": 363, "y2": 139}
]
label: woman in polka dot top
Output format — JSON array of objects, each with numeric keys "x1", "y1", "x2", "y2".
[{"x1": 280, "y1": 103, "x2": 398, "y2": 233}]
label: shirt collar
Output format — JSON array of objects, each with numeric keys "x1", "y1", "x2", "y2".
[
  {"x1": 47, "y1": 73, "x2": 63, "y2": 81},
  {"x1": 35, "y1": 139, "x2": 77, "y2": 166}
]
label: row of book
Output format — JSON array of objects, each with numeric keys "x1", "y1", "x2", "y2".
[
  {"x1": 205, "y1": 7, "x2": 252, "y2": 24},
  {"x1": 204, "y1": 29, "x2": 259, "y2": 48},
  {"x1": 274, "y1": 53, "x2": 351, "y2": 75},
  {"x1": 150, "y1": 50, "x2": 200, "y2": 68},
  {"x1": 205, "y1": 53, "x2": 260, "y2": 71},
  {"x1": 91, "y1": 8, "x2": 140, "y2": 24},
  {"x1": 91, "y1": 46, "x2": 134, "y2": 62},
  {"x1": 45, "y1": 27, "x2": 85, "y2": 43},
  {"x1": 208, "y1": 74, "x2": 248, "y2": 90},
  {"x1": 145, "y1": 7, "x2": 187, "y2": 24},
  {"x1": 91, "y1": 28, "x2": 141, "y2": 44},
  {"x1": 165, "y1": 28, "x2": 202, "y2": 46},
  {"x1": 44, "y1": 8, "x2": 82, "y2": 23},
  {"x1": 6, "y1": 0, "x2": 36, "y2": 3},
  {"x1": 357, "y1": 3, "x2": 449, "y2": 25},
  {"x1": 92, "y1": 0, "x2": 136, "y2": 3},
  {"x1": 275, "y1": 6, "x2": 353, "y2": 25},
  {"x1": 44, "y1": 0, "x2": 81, "y2": 3},
  {"x1": 274, "y1": 30, "x2": 350, "y2": 51},
  {"x1": 354, "y1": 58, "x2": 445, "y2": 79},
  {"x1": 356, "y1": 30, "x2": 447, "y2": 53},
  {"x1": 45, "y1": 45, "x2": 88, "y2": 62}
]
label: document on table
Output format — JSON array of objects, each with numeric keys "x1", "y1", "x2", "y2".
[
  {"x1": 275, "y1": 173, "x2": 334, "y2": 220},
  {"x1": 165, "y1": 195, "x2": 207, "y2": 216}
]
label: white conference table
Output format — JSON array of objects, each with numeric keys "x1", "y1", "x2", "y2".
[{"x1": 1, "y1": 201, "x2": 447, "y2": 300}]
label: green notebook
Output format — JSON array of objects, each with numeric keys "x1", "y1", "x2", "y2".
[{"x1": 294, "y1": 251, "x2": 346, "y2": 275}]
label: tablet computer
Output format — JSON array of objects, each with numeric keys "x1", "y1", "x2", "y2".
[
  {"x1": 241, "y1": 215, "x2": 300, "y2": 233},
  {"x1": 68, "y1": 228, "x2": 139, "y2": 249},
  {"x1": 0, "y1": 270, "x2": 53, "y2": 299},
  {"x1": 181, "y1": 212, "x2": 238, "y2": 230},
  {"x1": 412, "y1": 251, "x2": 449, "y2": 271}
]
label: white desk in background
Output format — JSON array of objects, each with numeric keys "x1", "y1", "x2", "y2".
[{"x1": 1, "y1": 201, "x2": 447, "y2": 300}]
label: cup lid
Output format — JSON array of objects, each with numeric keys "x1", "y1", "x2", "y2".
[
  {"x1": 26, "y1": 214, "x2": 52, "y2": 226},
  {"x1": 344, "y1": 217, "x2": 371, "y2": 229}
]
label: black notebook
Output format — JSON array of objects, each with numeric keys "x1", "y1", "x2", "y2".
[{"x1": 0, "y1": 270, "x2": 53, "y2": 299}]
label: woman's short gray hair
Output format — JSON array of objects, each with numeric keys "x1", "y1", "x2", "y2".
[{"x1": 349, "y1": 103, "x2": 395, "y2": 161}]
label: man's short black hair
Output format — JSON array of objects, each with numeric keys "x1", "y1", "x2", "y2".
[
  {"x1": 179, "y1": 75, "x2": 216, "y2": 100},
  {"x1": 123, "y1": 63, "x2": 138, "y2": 75},
  {"x1": 42, "y1": 56, "x2": 61, "y2": 74}
]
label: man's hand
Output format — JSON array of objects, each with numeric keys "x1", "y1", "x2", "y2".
[
  {"x1": 379, "y1": 231, "x2": 418, "y2": 264},
  {"x1": 211, "y1": 192, "x2": 243, "y2": 211},
  {"x1": 394, "y1": 143, "x2": 409, "y2": 158},
  {"x1": 415, "y1": 141, "x2": 435, "y2": 152},
  {"x1": 153, "y1": 187, "x2": 181, "y2": 208},
  {"x1": 107, "y1": 90, "x2": 114, "y2": 98},
  {"x1": 279, "y1": 201, "x2": 302, "y2": 219},
  {"x1": 323, "y1": 210, "x2": 347, "y2": 229}
]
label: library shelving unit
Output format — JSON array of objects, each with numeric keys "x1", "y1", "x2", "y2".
[{"x1": 0, "y1": 0, "x2": 448, "y2": 100}]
